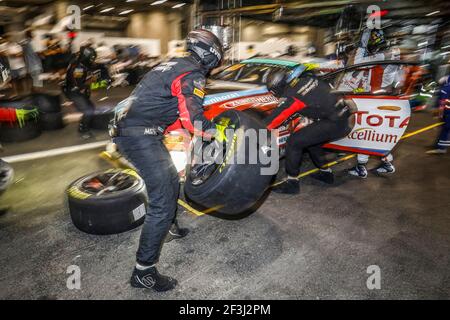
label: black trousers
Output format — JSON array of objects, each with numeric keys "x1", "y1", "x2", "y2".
[
  {"x1": 65, "y1": 92, "x2": 95, "y2": 132},
  {"x1": 285, "y1": 119, "x2": 350, "y2": 177},
  {"x1": 114, "y1": 135, "x2": 179, "y2": 266}
]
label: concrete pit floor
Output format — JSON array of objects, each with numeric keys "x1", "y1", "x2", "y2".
[{"x1": 0, "y1": 110, "x2": 449, "y2": 300}]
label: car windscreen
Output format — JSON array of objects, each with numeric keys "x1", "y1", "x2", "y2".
[{"x1": 213, "y1": 63, "x2": 293, "y2": 85}]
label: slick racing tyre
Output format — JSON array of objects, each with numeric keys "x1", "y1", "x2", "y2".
[
  {"x1": 0, "y1": 120, "x2": 41, "y2": 142},
  {"x1": 0, "y1": 159, "x2": 14, "y2": 196},
  {"x1": 33, "y1": 93, "x2": 61, "y2": 113},
  {"x1": 91, "y1": 107, "x2": 114, "y2": 130},
  {"x1": 39, "y1": 111, "x2": 65, "y2": 130},
  {"x1": 67, "y1": 169, "x2": 148, "y2": 235},
  {"x1": 184, "y1": 110, "x2": 274, "y2": 216}
]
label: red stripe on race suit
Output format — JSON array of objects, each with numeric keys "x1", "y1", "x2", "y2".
[
  {"x1": 267, "y1": 98, "x2": 306, "y2": 130},
  {"x1": 171, "y1": 72, "x2": 195, "y2": 133}
]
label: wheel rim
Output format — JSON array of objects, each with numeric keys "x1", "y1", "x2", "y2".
[
  {"x1": 80, "y1": 171, "x2": 138, "y2": 196},
  {"x1": 189, "y1": 140, "x2": 226, "y2": 186}
]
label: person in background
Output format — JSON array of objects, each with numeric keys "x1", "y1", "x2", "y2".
[
  {"x1": 63, "y1": 46, "x2": 98, "y2": 139},
  {"x1": 20, "y1": 30, "x2": 43, "y2": 90},
  {"x1": 348, "y1": 28, "x2": 400, "y2": 178},
  {"x1": 95, "y1": 42, "x2": 115, "y2": 65},
  {"x1": 0, "y1": 35, "x2": 27, "y2": 98},
  {"x1": 426, "y1": 75, "x2": 450, "y2": 154}
]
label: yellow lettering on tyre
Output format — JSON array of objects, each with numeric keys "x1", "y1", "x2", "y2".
[{"x1": 67, "y1": 186, "x2": 91, "y2": 200}]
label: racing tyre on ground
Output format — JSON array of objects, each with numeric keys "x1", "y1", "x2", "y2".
[
  {"x1": 39, "y1": 111, "x2": 65, "y2": 130},
  {"x1": 33, "y1": 93, "x2": 61, "y2": 113},
  {"x1": 184, "y1": 110, "x2": 274, "y2": 216},
  {"x1": 67, "y1": 169, "x2": 148, "y2": 235},
  {"x1": 0, "y1": 120, "x2": 41, "y2": 142},
  {"x1": 91, "y1": 107, "x2": 114, "y2": 130}
]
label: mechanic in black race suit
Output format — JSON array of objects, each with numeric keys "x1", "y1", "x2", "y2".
[
  {"x1": 63, "y1": 46, "x2": 97, "y2": 139},
  {"x1": 112, "y1": 29, "x2": 224, "y2": 292},
  {"x1": 265, "y1": 67, "x2": 353, "y2": 194}
]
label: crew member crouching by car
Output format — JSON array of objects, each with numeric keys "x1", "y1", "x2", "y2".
[{"x1": 265, "y1": 68, "x2": 353, "y2": 194}]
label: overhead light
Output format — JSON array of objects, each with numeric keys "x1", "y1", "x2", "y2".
[
  {"x1": 426, "y1": 11, "x2": 440, "y2": 16},
  {"x1": 100, "y1": 7, "x2": 115, "y2": 13},
  {"x1": 172, "y1": 3, "x2": 186, "y2": 8},
  {"x1": 151, "y1": 0, "x2": 167, "y2": 5},
  {"x1": 126, "y1": 0, "x2": 136, "y2": 2},
  {"x1": 119, "y1": 9, "x2": 134, "y2": 15},
  {"x1": 83, "y1": 5, "x2": 94, "y2": 10}
]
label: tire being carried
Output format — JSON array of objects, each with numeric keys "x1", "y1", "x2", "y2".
[
  {"x1": 67, "y1": 169, "x2": 148, "y2": 235},
  {"x1": 184, "y1": 110, "x2": 274, "y2": 216}
]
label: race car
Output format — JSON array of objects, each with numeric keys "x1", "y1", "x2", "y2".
[
  {"x1": 171, "y1": 58, "x2": 415, "y2": 214},
  {"x1": 86, "y1": 58, "x2": 416, "y2": 221}
]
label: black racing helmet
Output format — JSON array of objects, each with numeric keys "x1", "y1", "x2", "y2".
[
  {"x1": 367, "y1": 29, "x2": 386, "y2": 54},
  {"x1": 79, "y1": 46, "x2": 97, "y2": 66},
  {"x1": 186, "y1": 29, "x2": 223, "y2": 70},
  {"x1": 266, "y1": 65, "x2": 307, "y2": 97}
]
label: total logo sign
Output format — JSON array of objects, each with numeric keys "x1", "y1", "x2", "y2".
[{"x1": 325, "y1": 97, "x2": 411, "y2": 156}]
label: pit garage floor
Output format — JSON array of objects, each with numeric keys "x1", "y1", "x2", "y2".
[{"x1": 0, "y1": 112, "x2": 449, "y2": 300}]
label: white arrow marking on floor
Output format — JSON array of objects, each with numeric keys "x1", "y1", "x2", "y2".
[{"x1": 2, "y1": 140, "x2": 109, "y2": 163}]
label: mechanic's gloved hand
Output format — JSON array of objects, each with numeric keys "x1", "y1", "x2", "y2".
[{"x1": 214, "y1": 123, "x2": 228, "y2": 143}]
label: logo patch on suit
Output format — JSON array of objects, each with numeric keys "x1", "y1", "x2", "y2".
[
  {"x1": 193, "y1": 87, "x2": 205, "y2": 98},
  {"x1": 193, "y1": 78, "x2": 206, "y2": 90},
  {"x1": 73, "y1": 68, "x2": 84, "y2": 78},
  {"x1": 154, "y1": 62, "x2": 177, "y2": 72}
]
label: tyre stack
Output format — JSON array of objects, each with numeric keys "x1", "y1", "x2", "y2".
[
  {"x1": 33, "y1": 93, "x2": 65, "y2": 131},
  {"x1": 0, "y1": 98, "x2": 41, "y2": 143}
]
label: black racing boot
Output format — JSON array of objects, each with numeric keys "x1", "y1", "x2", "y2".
[
  {"x1": 165, "y1": 222, "x2": 190, "y2": 243},
  {"x1": 310, "y1": 169, "x2": 334, "y2": 184},
  {"x1": 272, "y1": 178, "x2": 300, "y2": 194},
  {"x1": 130, "y1": 266, "x2": 178, "y2": 292}
]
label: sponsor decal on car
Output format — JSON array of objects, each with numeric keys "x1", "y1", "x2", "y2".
[
  {"x1": 203, "y1": 87, "x2": 269, "y2": 106},
  {"x1": 221, "y1": 94, "x2": 278, "y2": 109},
  {"x1": 324, "y1": 98, "x2": 411, "y2": 156}
]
